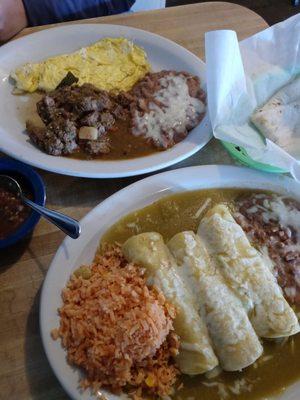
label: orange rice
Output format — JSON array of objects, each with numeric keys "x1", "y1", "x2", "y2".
[{"x1": 52, "y1": 245, "x2": 179, "y2": 398}]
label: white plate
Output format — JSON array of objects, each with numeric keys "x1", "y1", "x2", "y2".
[
  {"x1": 40, "y1": 165, "x2": 300, "y2": 400},
  {"x1": 0, "y1": 24, "x2": 211, "y2": 178}
]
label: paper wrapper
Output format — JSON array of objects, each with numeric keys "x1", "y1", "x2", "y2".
[{"x1": 205, "y1": 14, "x2": 300, "y2": 170}]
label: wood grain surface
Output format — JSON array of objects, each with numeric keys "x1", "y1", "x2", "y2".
[{"x1": 1, "y1": 3, "x2": 268, "y2": 399}]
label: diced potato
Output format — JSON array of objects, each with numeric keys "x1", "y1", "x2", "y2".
[{"x1": 78, "y1": 126, "x2": 98, "y2": 140}]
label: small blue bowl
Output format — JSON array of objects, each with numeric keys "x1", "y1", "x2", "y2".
[{"x1": 0, "y1": 158, "x2": 46, "y2": 249}]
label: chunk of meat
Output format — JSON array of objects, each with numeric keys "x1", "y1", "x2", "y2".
[
  {"x1": 73, "y1": 96, "x2": 107, "y2": 113},
  {"x1": 37, "y1": 95, "x2": 56, "y2": 124},
  {"x1": 37, "y1": 84, "x2": 113, "y2": 123},
  {"x1": 81, "y1": 136, "x2": 111, "y2": 155},
  {"x1": 79, "y1": 111, "x2": 100, "y2": 127},
  {"x1": 26, "y1": 119, "x2": 78, "y2": 156},
  {"x1": 112, "y1": 104, "x2": 128, "y2": 120},
  {"x1": 79, "y1": 112, "x2": 114, "y2": 132},
  {"x1": 100, "y1": 112, "x2": 115, "y2": 130}
]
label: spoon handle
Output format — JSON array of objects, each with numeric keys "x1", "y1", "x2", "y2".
[{"x1": 23, "y1": 197, "x2": 81, "y2": 239}]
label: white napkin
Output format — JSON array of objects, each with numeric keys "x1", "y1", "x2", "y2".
[{"x1": 205, "y1": 13, "x2": 300, "y2": 171}]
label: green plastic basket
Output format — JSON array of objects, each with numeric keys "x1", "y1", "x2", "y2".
[{"x1": 221, "y1": 141, "x2": 287, "y2": 174}]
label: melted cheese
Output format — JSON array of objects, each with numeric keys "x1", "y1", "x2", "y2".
[
  {"x1": 132, "y1": 74, "x2": 205, "y2": 147},
  {"x1": 258, "y1": 194, "x2": 300, "y2": 243},
  {"x1": 202, "y1": 378, "x2": 253, "y2": 399}
]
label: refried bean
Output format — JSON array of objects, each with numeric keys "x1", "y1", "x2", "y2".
[
  {"x1": 235, "y1": 193, "x2": 300, "y2": 305},
  {"x1": 119, "y1": 71, "x2": 206, "y2": 149}
]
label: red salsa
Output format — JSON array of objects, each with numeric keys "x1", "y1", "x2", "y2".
[{"x1": 0, "y1": 175, "x2": 32, "y2": 240}]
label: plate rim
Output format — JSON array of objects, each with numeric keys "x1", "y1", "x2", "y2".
[
  {"x1": 40, "y1": 164, "x2": 300, "y2": 400},
  {"x1": 0, "y1": 23, "x2": 212, "y2": 178}
]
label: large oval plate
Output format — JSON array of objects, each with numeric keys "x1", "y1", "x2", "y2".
[
  {"x1": 40, "y1": 165, "x2": 300, "y2": 400},
  {"x1": 0, "y1": 24, "x2": 211, "y2": 178}
]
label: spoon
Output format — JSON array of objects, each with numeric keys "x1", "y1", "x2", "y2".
[{"x1": 0, "y1": 175, "x2": 81, "y2": 239}]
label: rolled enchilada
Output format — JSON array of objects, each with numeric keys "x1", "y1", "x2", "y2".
[
  {"x1": 167, "y1": 231, "x2": 263, "y2": 371},
  {"x1": 122, "y1": 232, "x2": 218, "y2": 375},
  {"x1": 198, "y1": 204, "x2": 300, "y2": 339}
]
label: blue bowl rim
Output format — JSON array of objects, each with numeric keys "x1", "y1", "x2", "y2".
[{"x1": 0, "y1": 158, "x2": 46, "y2": 249}]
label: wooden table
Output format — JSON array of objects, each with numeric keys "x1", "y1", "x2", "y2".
[{"x1": 0, "y1": 3, "x2": 268, "y2": 399}]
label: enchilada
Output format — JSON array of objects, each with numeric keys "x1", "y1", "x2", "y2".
[
  {"x1": 198, "y1": 205, "x2": 300, "y2": 339},
  {"x1": 168, "y1": 231, "x2": 263, "y2": 371},
  {"x1": 123, "y1": 232, "x2": 218, "y2": 375}
]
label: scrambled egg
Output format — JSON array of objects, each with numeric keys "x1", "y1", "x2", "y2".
[{"x1": 11, "y1": 38, "x2": 150, "y2": 93}]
